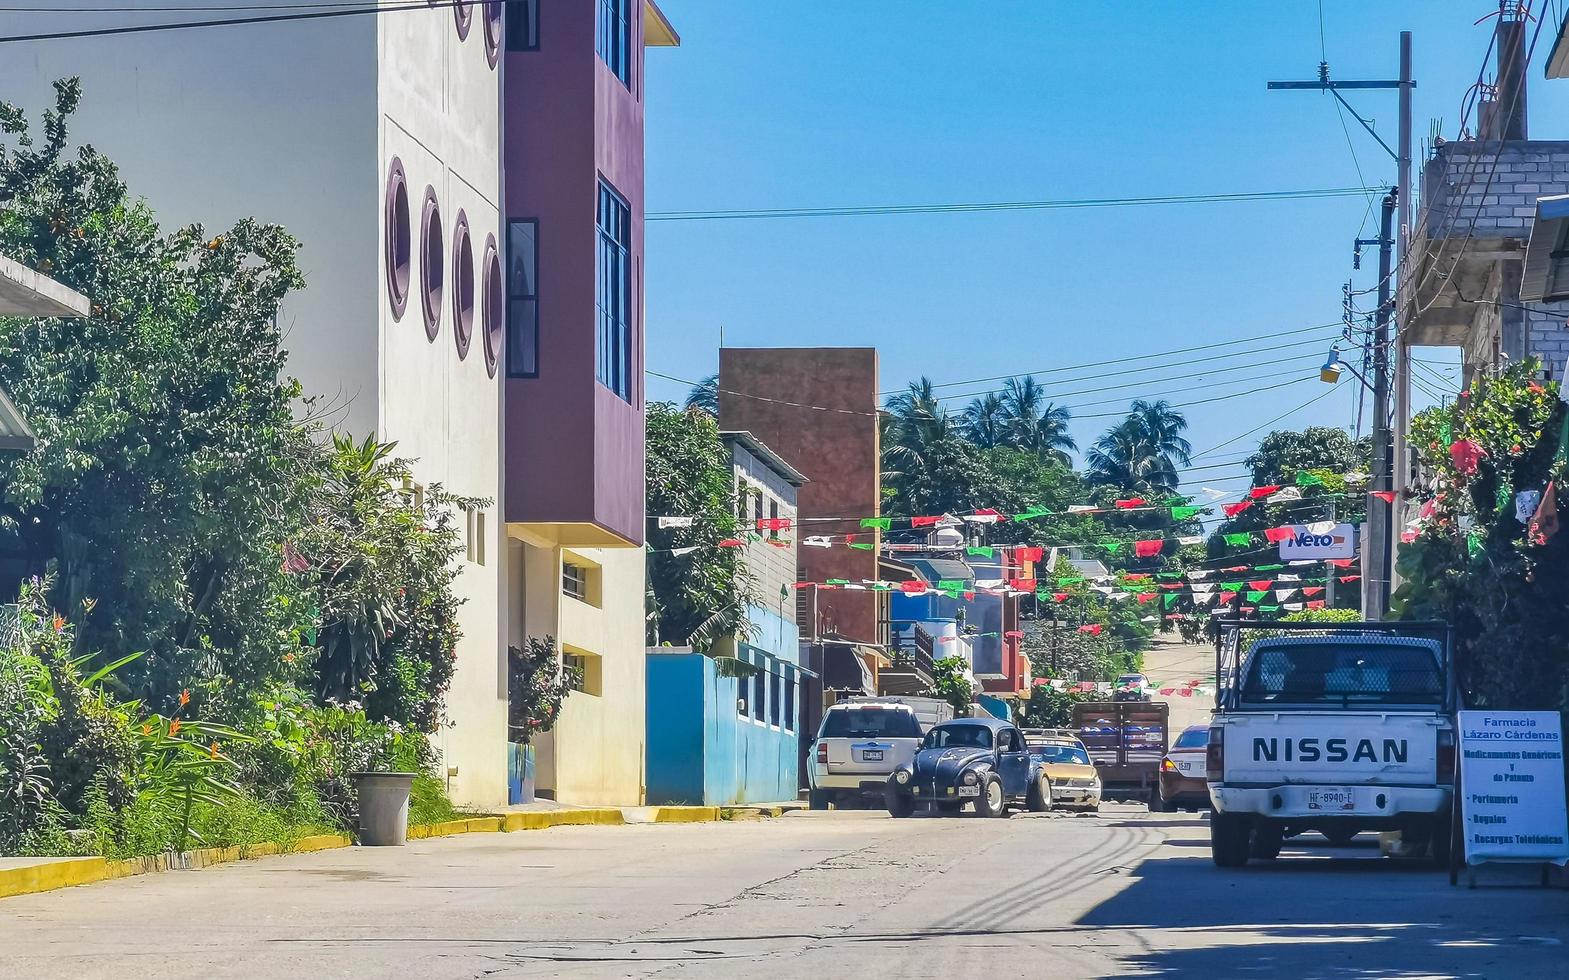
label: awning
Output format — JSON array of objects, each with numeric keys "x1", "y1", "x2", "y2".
[
  {"x1": 821, "y1": 644, "x2": 875, "y2": 693},
  {"x1": 1521, "y1": 194, "x2": 1569, "y2": 302}
]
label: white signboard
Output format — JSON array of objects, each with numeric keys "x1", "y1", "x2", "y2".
[
  {"x1": 1278, "y1": 523, "x2": 1357, "y2": 560},
  {"x1": 1458, "y1": 710, "x2": 1569, "y2": 866}
]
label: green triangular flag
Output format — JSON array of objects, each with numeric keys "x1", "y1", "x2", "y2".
[
  {"x1": 938, "y1": 579, "x2": 968, "y2": 592},
  {"x1": 967, "y1": 546, "x2": 994, "y2": 558},
  {"x1": 1497, "y1": 483, "x2": 1512, "y2": 512},
  {"x1": 1247, "y1": 590, "x2": 1268, "y2": 602},
  {"x1": 1296, "y1": 471, "x2": 1325, "y2": 488},
  {"x1": 1221, "y1": 581, "x2": 1244, "y2": 592},
  {"x1": 1013, "y1": 506, "x2": 1050, "y2": 522},
  {"x1": 1467, "y1": 531, "x2": 1483, "y2": 558},
  {"x1": 869, "y1": 581, "x2": 891, "y2": 591},
  {"x1": 848, "y1": 542, "x2": 875, "y2": 551},
  {"x1": 1259, "y1": 604, "x2": 1280, "y2": 613},
  {"x1": 1036, "y1": 590, "x2": 1052, "y2": 601},
  {"x1": 1255, "y1": 563, "x2": 1284, "y2": 572},
  {"x1": 860, "y1": 517, "x2": 891, "y2": 531},
  {"x1": 1162, "y1": 593, "x2": 1180, "y2": 608},
  {"x1": 1157, "y1": 572, "x2": 1182, "y2": 580},
  {"x1": 780, "y1": 585, "x2": 789, "y2": 600},
  {"x1": 1224, "y1": 533, "x2": 1252, "y2": 546},
  {"x1": 1057, "y1": 576, "x2": 1084, "y2": 586},
  {"x1": 1171, "y1": 505, "x2": 1204, "y2": 520},
  {"x1": 1102, "y1": 541, "x2": 1123, "y2": 554},
  {"x1": 826, "y1": 578, "x2": 850, "y2": 586}
]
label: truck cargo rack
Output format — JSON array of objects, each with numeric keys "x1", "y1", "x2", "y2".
[{"x1": 1211, "y1": 619, "x2": 1454, "y2": 714}]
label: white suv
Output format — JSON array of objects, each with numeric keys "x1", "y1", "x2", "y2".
[{"x1": 808, "y1": 702, "x2": 927, "y2": 809}]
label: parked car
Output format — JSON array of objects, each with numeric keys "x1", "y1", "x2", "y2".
[
  {"x1": 1158, "y1": 725, "x2": 1212, "y2": 812},
  {"x1": 809, "y1": 700, "x2": 936, "y2": 809},
  {"x1": 1022, "y1": 729, "x2": 1102, "y2": 811},
  {"x1": 885, "y1": 718, "x2": 1050, "y2": 818},
  {"x1": 1113, "y1": 673, "x2": 1152, "y2": 702}
]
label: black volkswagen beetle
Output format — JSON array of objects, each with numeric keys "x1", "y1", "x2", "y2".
[{"x1": 885, "y1": 717, "x2": 1050, "y2": 818}]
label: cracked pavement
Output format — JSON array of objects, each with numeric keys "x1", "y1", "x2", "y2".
[{"x1": 3, "y1": 805, "x2": 1567, "y2": 978}]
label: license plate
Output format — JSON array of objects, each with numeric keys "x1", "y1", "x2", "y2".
[
  {"x1": 1177, "y1": 762, "x2": 1195, "y2": 774},
  {"x1": 1308, "y1": 788, "x2": 1357, "y2": 812},
  {"x1": 957, "y1": 785, "x2": 980, "y2": 797},
  {"x1": 861, "y1": 749, "x2": 883, "y2": 761}
]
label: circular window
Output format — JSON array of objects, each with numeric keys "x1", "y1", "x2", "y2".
[
  {"x1": 420, "y1": 186, "x2": 444, "y2": 340},
  {"x1": 384, "y1": 158, "x2": 411, "y2": 319},
  {"x1": 482, "y1": 234, "x2": 502, "y2": 378},
  {"x1": 451, "y1": 210, "x2": 475, "y2": 360},
  {"x1": 454, "y1": 1, "x2": 472, "y2": 40},
  {"x1": 482, "y1": 1, "x2": 501, "y2": 68}
]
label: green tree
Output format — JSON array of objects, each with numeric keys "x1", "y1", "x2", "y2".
[
  {"x1": 507, "y1": 636, "x2": 581, "y2": 744},
  {"x1": 1017, "y1": 683, "x2": 1090, "y2": 729},
  {"x1": 1086, "y1": 401, "x2": 1191, "y2": 494},
  {"x1": 960, "y1": 392, "x2": 1008, "y2": 449},
  {"x1": 1000, "y1": 377, "x2": 1076, "y2": 465},
  {"x1": 296, "y1": 434, "x2": 475, "y2": 731},
  {"x1": 645, "y1": 402, "x2": 759, "y2": 650},
  {"x1": 0, "y1": 79, "x2": 315, "y2": 709},
  {"x1": 1245, "y1": 426, "x2": 1370, "y2": 489},
  {"x1": 684, "y1": 373, "x2": 718, "y2": 416},
  {"x1": 927, "y1": 654, "x2": 974, "y2": 715},
  {"x1": 881, "y1": 377, "x2": 954, "y2": 493}
]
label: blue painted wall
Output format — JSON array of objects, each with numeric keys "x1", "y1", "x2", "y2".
[{"x1": 646, "y1": 650, "x2": 800, "y2": 805}]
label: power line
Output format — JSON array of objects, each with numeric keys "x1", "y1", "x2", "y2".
[
  {"x1": 1188, "y1": 385, "x2": 1346, "y2": 460},
  {"x1": 0, "y1": 0, "x2": 467, "y2": 43},
  {"x1": 646, "y1": 187, "x2": 1385, "y2": 223},
  {"x1": 891, "y1": 321, "x2": 1343, "y2": 396}
]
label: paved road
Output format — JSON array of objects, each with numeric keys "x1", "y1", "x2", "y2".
[
  {"x1": 4, "y1": 806, "x2": 1567, "y2": 979},
  {"x1": 1142, "y1": 634, "x2": 1215, "y2": 735}
]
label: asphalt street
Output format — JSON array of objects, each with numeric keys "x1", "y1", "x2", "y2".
[
  {"x1": 1141, "y1": 634, "x2": 1216, "y2": 735},
  {"x1": 3, "y1": 805, "x2": 1566, "y2": 979}
]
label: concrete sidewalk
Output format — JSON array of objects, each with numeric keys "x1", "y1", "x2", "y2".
[{"x1": 0, "y1": 800, "x2": 804, "y2": 902}]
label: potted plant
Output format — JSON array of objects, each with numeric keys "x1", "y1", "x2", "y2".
[{"x1": 507, "y1": 636, "x2": 579, "y2": 804}]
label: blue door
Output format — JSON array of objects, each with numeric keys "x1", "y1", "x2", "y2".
[{"x1": 996, "y1": 727, "x2": 1031, "y2": 796}]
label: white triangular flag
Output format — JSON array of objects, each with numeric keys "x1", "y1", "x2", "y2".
[
  {"x1": 1344, "y1": 471, "x2": 1370, "y2": 484},
  {"x1": 1282, "y1": 602, "x2": 1304, "y2": 612},
  {"x1": 1269, "y1": 487, "x2": 1303, "y2": 503},
  {"x1": 1108, "y1": 592, "x2": 1131, "y2": 601},
  {"x1": 962, "y1": 513, "x2": 1001, "y2": 524},
  {"x1": 1305, "y1": 520, "x2": 1336, "y2": 535},
  {"x1": 1289, "y1": 560, "x2": 1316, "y2": 566},
  {"x1": 657, "y1": 516, "x2": 695, "y2": 529},
  {"x1": 1067, "y1": 504, "x2": 1096, "y2": 513},
  {"x1": 671, "y1": 546, "x2": 700, "y2": 556},
  {"x1": 1278, "y1": 574, "x2": 1300, "y2": 582},
  {"x1": 1200, "y1": 487, "x2": 1231, "y2": 501},
  {"x1": 1188, "y1": 569, "x2": 1212, "y2": 580},
  {"x1": 802, "y1": 536, "x2": 833, "y2": 548},
  {"x1": 1177, "y1": 535, "x2": 1204, "y2": 545},
  {"x1": 1275, "y1": 588, "x2": 1297, "y2": 601}
]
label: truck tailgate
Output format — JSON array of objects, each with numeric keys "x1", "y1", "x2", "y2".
[{"x1": 1221, "y1": 712, "x2": 1443, "y2": 785}]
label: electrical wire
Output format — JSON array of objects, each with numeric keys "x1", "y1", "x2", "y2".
[
  {"x1": 1187, "y1": 385, "x2": 1346, "y2": 461},
  {"x1": 891, "y1": 321, "x2": 1344, "y2": 396},
  {"x1": 645, "y1": 187, "x2": 1384, "y2": 223},
  {"x1": 0, "y1": 0, "x2": 473, "y2": 43}
]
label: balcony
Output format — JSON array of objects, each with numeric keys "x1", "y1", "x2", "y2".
[{"x1": 877, "y1": 624, "x2": 936, "y2": 696}]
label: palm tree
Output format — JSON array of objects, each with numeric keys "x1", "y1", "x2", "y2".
[
  {"x1": 961, "y1": 392, "x2": 1008, "y2": 448},
  {"x1": 999, "y1": 376, "x2": 1076, "y2": 464},
  {"x1": 1086, "y1": 400, "x2": 1191, "y2": 494},
  {"x1": 882, "y1": 377, "x2": 953, "y2": 486},
  {"x1": 685, "y1": 373, "x2": 718, "y2": 416}
]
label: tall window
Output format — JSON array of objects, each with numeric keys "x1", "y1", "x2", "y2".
[
  {"x1": 596, "y1": 0, "x2": 630, "y2": 85},
  {"x1": 769, "y1": 499, "x2": 780, "y2": 540},
  {"x1": 784, "y1": 676, "x2": 795, "y2": 732},
  {"x1": 506, "y1": 0, "x2": 538, "y2": 50},
  {"x1": 507, "y1": 219, "x2": 538, "y2": 377},
  {"x1": 595, "y1": 182, "x2": 631, "y2": 400},
  {"x1": 752, "y1": 664, "x2": 765, "y2": 722}
]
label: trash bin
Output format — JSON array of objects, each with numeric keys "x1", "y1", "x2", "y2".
[{"x1": 351, "y1": 772, "x2": 417, "y2": 845}]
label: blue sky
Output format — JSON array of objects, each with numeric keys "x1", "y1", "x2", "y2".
[{"x1": 642, "y1": 1, "x2": 1569, "y2": 494}]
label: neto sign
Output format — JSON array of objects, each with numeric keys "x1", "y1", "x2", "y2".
[{"x1": 1278, "y1": 522, "x2": 1356, "y2": 560}]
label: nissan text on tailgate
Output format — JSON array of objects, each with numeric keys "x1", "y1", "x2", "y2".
[{"x1": 1207, "y1": 622, "x2": 1455, "y2": 867}]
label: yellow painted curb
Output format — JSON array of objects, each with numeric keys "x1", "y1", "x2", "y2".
[
  {"x1": 407, "y1": 817, "x2": 503, "y2": 839},
  {"x1": 0, "y1": 833, "x2": 353, "y2": 902},
  {"x1": 652, "y1": 806, "x2": 722, "y2": 823},
  {"x1": 500, "y1": 809, "x2": 624, "y2": 831}
]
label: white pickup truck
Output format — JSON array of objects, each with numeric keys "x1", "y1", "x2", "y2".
[{"x1": 1206, "y1": 623, "x2": 1456, "y2": 867}]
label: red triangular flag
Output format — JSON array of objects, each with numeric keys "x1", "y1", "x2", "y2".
[
  {"x1": 1248, "y1": 580, "x2": 1273, "y2": 591},
  {"x1": 718, "y1": 538, "x2": 745, "y2": 547},
  {"x1": 1123, "y1": 573, "x2": 1151, "y2": 582},
  {"x1": 1222, "y1": 500, "x2": 1253, "y2": 517},
  {"x1": 1134, "y1": 539, "x2": 1164, "y2": 558},
  {"x1": 1219, "y1": 591, "x2": 1238, "y2": 604},
  {"x1": 1004, "y1": 629, "x2": 1024, "y2": 639},
  {"x1": 1371, "y1": 491, "x2": 1396, "y2": 504},
  {"x1": 1160, "y1": 583, "x2": 1184, "y2": 590},
  {"x1": 1329, "y1": 559, "x2": 1354, "y2": 568},
  {"x1": 1530, "y1": 480, "x2": 1560, "y2": 545},
  {"x1": 910, "y1": 515, "x2": 941, "y2": 527},
  {"x1": 1339, "y1": 574, "x2": 1360, "y2": 583},
  {"x1": 900, "y1": 580, "x2": 927, "y2": 593},
  {"x1": 1052, "y1": 592, "x2": 1069, "y2": 602},
  {"x1": 1077, "y1": 624, "x2": 1103, "y2": 636},
  {"x1": 964, "y1": 591, "x2": 976, "y2": 601},
  {"x1": 1137, "y1": 592, "x2": 1158, "y2": 604},
  {"x1": 1222, "y1": 565, "x2": 1249, "y2": 572},
  {"x1": 1302, "y1": 587, "x2": 1325, "y2": 597},
  {"x1": 1250, "y1": 485, "x2": 1282, "y2": 499},
  {"x1": 1263, "y1": 527, "x2": 1295, "y2": 543},
  {"x1": 1114, "y1": 498, "x2": 1146, "y2": 509},
  {"x1": 1014, "y1": 545, "x2": 1044, "y2": 562},
  {"x1": 1307, "y1": 600, "x2": 1326, "y2": 609},
  {"x1": 1158, "y1": 687, "x2": 1176, "y2": 696}
]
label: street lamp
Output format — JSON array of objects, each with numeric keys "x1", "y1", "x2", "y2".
[{"x1": 1320, "y1": 350, "x2": 1344, "y2": 384}]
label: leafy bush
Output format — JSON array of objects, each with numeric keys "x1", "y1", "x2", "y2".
[
  {"x1": 927, "y1": 655, "x2": 974, "y2": 715},
  {"x1": 1279, "y1": 608, "x2": 1361, "y2": 624},
  {"x1": 1017, "y1": 683, "x2": 1092, "y2": 728},
  {"x1": 507, "y1": 636, "x2": 579, "y2": 744}
]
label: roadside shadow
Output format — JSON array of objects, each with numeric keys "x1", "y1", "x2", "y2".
[{"x1": 1078, "y1": 848, "x2": 1569, "y2": 978}]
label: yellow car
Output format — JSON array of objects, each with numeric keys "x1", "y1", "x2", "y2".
[{"x1": 1022, "y1": 729, "x2": 1102, "y2": 812}]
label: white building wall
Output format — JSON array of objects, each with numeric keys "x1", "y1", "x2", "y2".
[
  {"x1": 380, "y1": 6, "x2": 504, "y2": 808},
  {"x1": 2, "y1": 3, "x2": 508, "y2": 807}
]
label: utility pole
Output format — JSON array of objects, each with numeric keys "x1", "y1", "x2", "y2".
[
  {"x1": 1391, "y1": 31, "x2": 1414, "y2": 599},
  {"x1": 1325, "y1": 497, "x2": 1338, "y2": 610},
  {"x1": 1366, "y1": 190, "x2": 1398, "y2": 621},
  {"x1": 1269, "y1": 33, "x2": 1414, "y2": 621}
]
